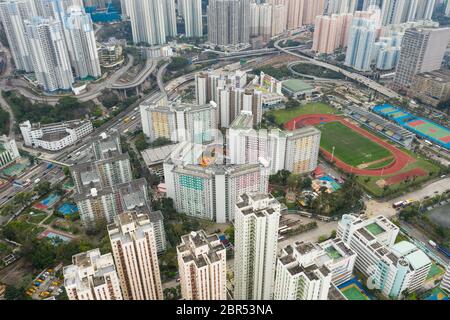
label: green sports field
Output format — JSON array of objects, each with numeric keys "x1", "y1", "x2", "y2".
[
  {"x1": 341, "y1": 285, "x2": 369, "y2": 300},
  {"x1": 317, "y1": 122, "x2": 392, "y2": 167},
  {"x1": 267, "y1": 102, "x2": 338, "y2": 125}
]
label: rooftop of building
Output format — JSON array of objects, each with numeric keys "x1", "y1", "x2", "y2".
[
  {"x1": 141, "y1": 143, "x2": 179, "y2": 166},
  {"x1": 282, "y1": 79, "x2": 315, "y2": 93},
  {"x1": 177, "y1": 230, "x2": 225, "y2": 268},
  {"x1": 229, "y1": 112, "x2": 254, "y2": 130}
]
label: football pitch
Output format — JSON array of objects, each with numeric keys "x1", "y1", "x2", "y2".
[{"x1": 317, "y1": 122, "x2": 392, "y2": 167}]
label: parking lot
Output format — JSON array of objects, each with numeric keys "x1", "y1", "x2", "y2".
[{"x1": 26, "y1": 264, "x2": 64, "y2": 300}]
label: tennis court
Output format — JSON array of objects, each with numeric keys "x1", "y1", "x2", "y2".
[
  {"x1": 34, "y1": 193, "x2": 61, "y2": 210},
  {"x1": 58, "y1": 203, "x2": 78, "y2": 216},
  {"x1": 338, "y1": 278, "x2": 371, "y2": 300},
  {"x1": 373, "y1": 104, "x2": 450, "y2": 149}
]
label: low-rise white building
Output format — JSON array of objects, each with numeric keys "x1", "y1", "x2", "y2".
[
  {"x1": 338, "y1": 214, "x2": 399, "y2": 277},
  {"x1": 20, "y1": 119, "x2": 93, "y2": 151},
  {"x1": 441, "y1": 264, "x2": 450, "y2": 293},
  {"x1": 0, "y1": 135, "x2": 20, "y2": 169},
  {"x1": 63, "y1": 248, "x2": 123, "y2": 300},
  {"x1": 338, "y1": 214, "x2": 432, "y2": 299}
]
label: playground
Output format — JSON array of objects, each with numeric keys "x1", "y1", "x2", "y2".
[
  {"x1": 338, "y1": 278, "x2": 372, "y2": 300},
  {"x1": 34, "y1": 193, "x2": 61, "y2": 210}
]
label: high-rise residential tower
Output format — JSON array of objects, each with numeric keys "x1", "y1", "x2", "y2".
[
  {"x1": 313, "y1": 13, "x2": 353, "y2": 54},
  {"x1": 24, "y1": 17, "x2": 74, "y2": 91},
  {"x1": 181, "y1": 0, "x2": 203, "y2": 38},
  {"x1": 393, "y1": 27, "x2": 450, "y2": 88},
  {"x1": 177, "y1": 230, "x2": 227, "y2": 300},
  {"x1": 0, "y1": 0, "x2": 36, "y2": 72},
  {"x1": 125, "y1": 0, "x2": 176, "y2": 45},
  {"x1": 65, "y1": 6, "x2": 101, "y2": 79},
  {"x1": 207, "y1": 0, "x2": 250, "y2": 46},
  {"x1": 108, "y1": 211, "x2": 163, "y2": 300},
  {"x1": 234, "y1": 193, "x2": 281, "y2": 300},
  {"x1": 345, "y1": 15, "x2": 377, "y2": 71}
]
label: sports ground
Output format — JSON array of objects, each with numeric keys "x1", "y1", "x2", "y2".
[
  {"x1": 317, "y1": 122, "x2": 392, "y2": 167},
  {"x1": 373, "y1": 104, "x2": 450, "y2": 150},
  {"x1": 338, "y1": 278, "x2": 372, "y2": 300},
  {"x1": 285, "y1": 114, "x2": 415, "y2": 177}
]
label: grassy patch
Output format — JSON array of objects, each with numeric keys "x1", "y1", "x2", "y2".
[
  {"x1": 356, "y1": 156, "x2": 440, "y2": 197},
  {"x1": 267, "y1": 102, "x2": 339, "y2": 125},
  {"x1": 318, "y1": 122, "x2": 392, "y2": 167}
]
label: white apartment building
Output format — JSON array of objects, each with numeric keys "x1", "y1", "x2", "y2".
[
  {"x1": 337, "y1": 214, "x2": 431, "y2": 299},
  {"x1": 0, "y1": 0, "x2": 35, "y2": 72},
  {"x1": 164, "y1": 160, "x2": 270, "y2": 223},
  {"x1": 234, "y1": 193, "x2": 281, "y2": 300},
  {"x1": 195, "y1": 69, "x2": 248, "y2": 106},
  {"x1": 181, "y1": 0, "x2": 203, "y2": 38},
  {"x1": 338, "y1": 214, "x2": 399, "y2": 277},
  {"x1": 316, "y1": 238, "x2": 357, "y2": 285},
  {"x1": 19, "y1": 119, "x2": 93, "y2": 151},
  {"x1": 24, "y1": 17, "x2": 74, "y2": 92},
  {"x1": 0, "y1": 135, "x2": 20, "y2": 169},
  {"x1": 375, "y1": 241, "x2": 431, "y2": 299},
  {"x1": 70, "y1": 132, "x2": 132, "y2": 193},
  {"x1": 274, "y1": 242, "x2": 332, "y2": 300},
  {"x1": 108, "y1": 211, "x2": 163, "y2": 300},
  {"x1": 125, "y1": 0, "x2": 176, "y2": 45},
  {"x1": 441, "y1": 264, "x2": 450, "y2": 293},
  {"x1": 140, "y1": 100, "x2": 218, "y2": 144},
  {"x1": 74, "y1": 178, "x2": 148, "y2": 227},
  {"x1": 177, "y1": 230, "x2": 227, "y2": 300},
  {"x1": 65, "y1": 6, "x2": 101, "y2": 79},
  {"x1": 64, "y1": 248, "x2": 123, "y2": 300},
  {"x1": 228, "y1": 119, "x2": 321, "y2": 175}
]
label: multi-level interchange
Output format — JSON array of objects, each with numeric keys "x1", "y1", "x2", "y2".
[{"x1": 0, "y1": 0, "x2": 449, "y2": 304}]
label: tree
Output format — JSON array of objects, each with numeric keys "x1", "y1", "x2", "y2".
[
  {"x1": 285, "y1": 99, "x2": 300, "y2": 109},
  {"x1": 168, "y1": 57, "x2": 189, "y2": 71},
  {"x1": 287, "y1": 174, "x2": 300, "y2": 190},
  {"x1": 4, "y1": 285, "x2": 29, "y2": 300},
  {"x1": 22, "y1": 238, "x2": 56, "y2": 269},
  {"x1": 224, "y1": 225, "x2": 235, "y2": 245},
  {"x1": 302, "y1": 177, "x2": 312, "y2": 189},
  {"x1": 34, "y1": 181, "x2": 51, "y2": 196},
  {"x1": 14, "y1": 192, "x2": 32, "y2": 207},
  {"x1": 134, "y1": 132, "x2": 150, "y2": 151}
]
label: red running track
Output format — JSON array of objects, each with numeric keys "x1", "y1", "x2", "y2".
[{"x1": 285, "y1": 114, "x2": 416, "y2": 176}]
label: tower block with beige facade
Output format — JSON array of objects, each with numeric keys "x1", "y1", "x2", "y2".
[
  {"x1": 177, "y1": 230, "x2": 227, "y2": 300},
  {"x1": 108, "y1": 211, "x2": 163, "y2": 300}
]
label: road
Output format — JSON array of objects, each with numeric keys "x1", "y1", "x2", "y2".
[
  {"x1": 0, "y1": 52, "x2": 158, "y2": 103},
  {"x1": 275, "y1": 37, "x2": 401, "y2": 99}
]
